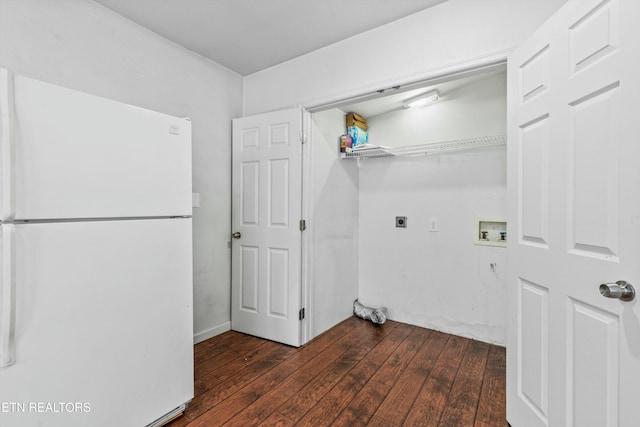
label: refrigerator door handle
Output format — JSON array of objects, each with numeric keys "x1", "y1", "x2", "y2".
[
  {"x1": 1, "y1": 224, "x2": 16, "y2": 367},
  {"x1": 1, "y1": 68, "x2": 17, "y2": 367},
  {"x1": 1, "y1": 68, "x2": 16, "y2": 221}
]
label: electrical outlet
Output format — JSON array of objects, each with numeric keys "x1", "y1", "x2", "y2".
[
  {"x1": 429, "y1": 218, "x2": 439, "y2": 232},
  {"x1": 396, "y1": 216, "x2": 407, "y2": 228}
]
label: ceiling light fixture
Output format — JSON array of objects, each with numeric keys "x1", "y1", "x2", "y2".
[{"x1": 403, "y1": 89, "x2": 440, "y2": 109}]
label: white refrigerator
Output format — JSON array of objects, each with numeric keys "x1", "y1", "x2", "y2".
[{"x1": 0, "y1": 69, "x2": 194, "y2": 427}]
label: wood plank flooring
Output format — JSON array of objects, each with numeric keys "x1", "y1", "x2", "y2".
[{"x1": 167, "y1": 317, "x2": 507, "y2": 427}]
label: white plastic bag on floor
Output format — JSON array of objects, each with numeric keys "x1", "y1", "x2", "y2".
[{"x1": 353, "y1": 299, "x2": 386, "y2": 324}]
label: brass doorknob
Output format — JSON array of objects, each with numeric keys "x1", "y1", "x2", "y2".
[{"x1": 232, "y1": 231, "x2": 241, "y2": 239}]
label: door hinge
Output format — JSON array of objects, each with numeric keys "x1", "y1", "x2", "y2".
[
  {"x1": 299, "y1": 219, "x2": 307, "y2": 231},
  {"x1": 300, "y1": 133, "x2": 307, "y2": 144},
  {"x1": 299, "y1": 308, "x2": 305, "y2": 320}
]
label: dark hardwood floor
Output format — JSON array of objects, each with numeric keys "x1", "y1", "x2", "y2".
[{"x1": 167, "y1": 316, "x2": 507, "y2": 427}]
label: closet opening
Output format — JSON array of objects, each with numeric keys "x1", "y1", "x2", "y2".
[{"x1": 305, "y1": 62, "x2": 508, "y2": 345}]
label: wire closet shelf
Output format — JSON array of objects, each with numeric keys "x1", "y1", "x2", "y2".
[{"x1": 341, "y1": 134, "x2": 506, "y2": 159}]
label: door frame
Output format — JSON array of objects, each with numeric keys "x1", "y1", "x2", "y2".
[{"x1": 300, "y1": 109, "x2": 312, "y2": 345}]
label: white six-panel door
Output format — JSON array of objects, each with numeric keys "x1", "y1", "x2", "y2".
[
  {"x1": 507, "y1": 1, "x2": 640, "y2": 426},
  {"x1": 231, "y1": 108, "x2": 303, "y2": 347}
]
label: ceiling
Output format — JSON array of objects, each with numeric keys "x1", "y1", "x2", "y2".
[{"x1": 93, "y1": 0, "x2": 448, "y2": 76}]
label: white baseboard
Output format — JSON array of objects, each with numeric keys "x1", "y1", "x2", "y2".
[{"x1": 193, "y1": 321, "x2": 231, "y2": 344}]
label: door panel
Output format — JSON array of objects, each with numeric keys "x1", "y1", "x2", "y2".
[
  {"x1": 568, "y1": 83, "x2": 620, "y2": 258},
  {"x1": 241, "y1": 245, "x2": 259, "y2": 312},
  {"x1": 519, "y1": 116, "x2": 550, "y2": 247},
  {"x1": 268, "y1": 247, "x2": 289, "y2": 318},
  {"x1": 507, "y1": 1, "x2": 640, "y2": 426},
  {"x1": 518, "y1": 279, "x2": 549, "y2": 422},
  {"x1": 568, "y1": 300, "x2": 619, "y2": 427},
  {"x1": 241, "y1": 162, "x2": 260, "y2": 226},
  {"x1": 232, "y1": 108, "x2": 302, "y2": 347},
  {"x1": 268, "y1": 158, "x2": 290, "y2": 227},
  {"x1": 568, "y1": 0, "x2": 618, "y2": 74},
  {"x1": 520, "y1": 46, "x2": 550, "y2": 102}
]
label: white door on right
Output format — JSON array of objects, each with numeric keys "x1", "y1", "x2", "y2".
[{"x1": 507, "y1": 1, "x2": 640, "y2": 426}]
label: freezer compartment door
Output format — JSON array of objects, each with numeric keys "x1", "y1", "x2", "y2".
[
  {"x1": 0, "y1": 218, "x2": 193, "y2": 427},
  {"x1": 0, "y1": 70, "x2": 192, "y2": 220}
]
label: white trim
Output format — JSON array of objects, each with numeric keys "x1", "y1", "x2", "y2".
[
  {"x1": 193, "y1": 321, "x2": 231, "y2": 344},
  {"x1": 300, "y1": 109, "x2": 312, "y2": 345}
]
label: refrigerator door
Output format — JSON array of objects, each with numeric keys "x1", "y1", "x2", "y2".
[
  {"x1": 0, "y1": 70, "x2": 192, "y2": 220},
  {"x1": 0, "y1": 218, "x2": 193, "y2": 427}
]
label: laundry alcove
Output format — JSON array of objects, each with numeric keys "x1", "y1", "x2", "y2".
[{"x1": 306, "y1": 63, "x2": 508, "y2": 344}]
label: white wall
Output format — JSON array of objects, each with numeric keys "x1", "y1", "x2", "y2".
[
  {"x1": 0, "y1": 0, "x2": 243, "y2": 342},
  {"x1": 358, "y1": 149, "x2": 507, "y2": 343},
  {"x1": 358, "y1": 71, "x2": 508, "y2": 344},
  {"x1": 306, "y1": 110, "x2": 359, "y2": 339},
  {"x1": 243, "y1": 0, "x2": 566, "y2": 116}
]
